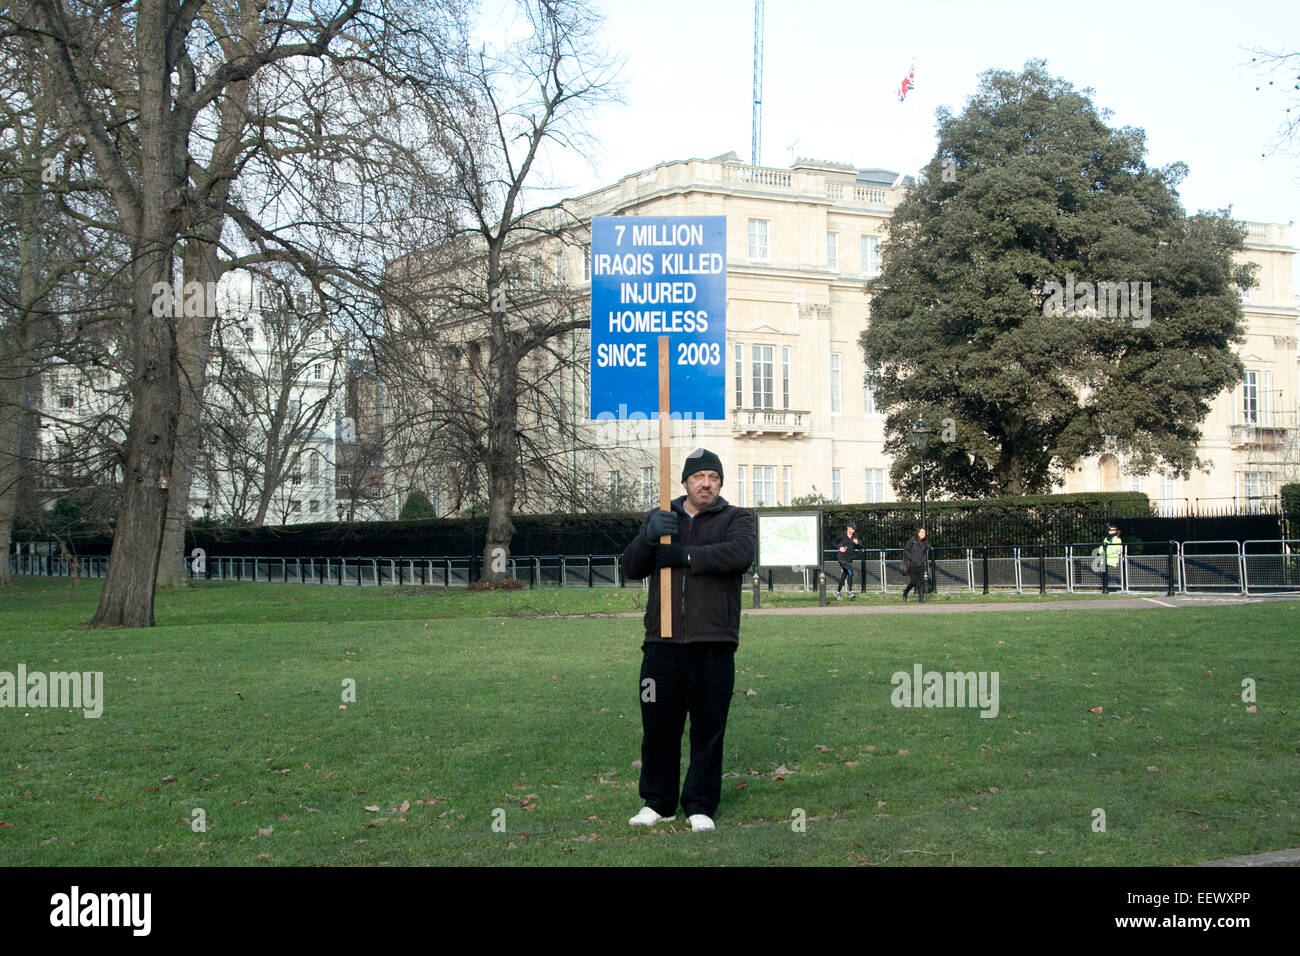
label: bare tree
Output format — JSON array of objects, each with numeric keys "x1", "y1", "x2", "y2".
[
  {"x1": 2, "y1": 0, "x2": 469, "y2": 624},
  {"x1": 1248, "y1": 48, "x2": 1300, "y2": 159},
  {"x1": 196, "y1": 275, "x2": 345, "y2": 526},
  {"x1": 381, "y1": 0, "x2": 619, "y2": 581},
  {"x1": 0, "y1": 24, "x2": 129, "y2": 585}
]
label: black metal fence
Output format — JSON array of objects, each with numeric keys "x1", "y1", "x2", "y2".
[{"x1": 12, "y1": 539, "x2": 1300, "y2": 595}]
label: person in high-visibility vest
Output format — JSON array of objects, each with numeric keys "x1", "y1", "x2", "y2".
[{"x1": 1103, "y1": 523, "x2": 1122, "y2": 593}]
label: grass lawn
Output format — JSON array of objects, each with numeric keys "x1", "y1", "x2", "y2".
[{"x1": 0, "y1": 577, "x2": 1295, "y2": 866}]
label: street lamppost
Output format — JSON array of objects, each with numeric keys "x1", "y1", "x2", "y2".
[
  {"x1": 911, "y1": 419, "x2": 931, "y2": 603},
  {"x1": 911, "y1": 418, "x2": 930, "y2": 531}
]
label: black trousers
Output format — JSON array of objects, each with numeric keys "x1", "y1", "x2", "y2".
[
  {"x1": 903, "y1": 568, "x2": 926, "y2": 597},
  {"x1": 835, "y1": 559, "x2": 853, "y2": 591},
  {"x1": 638, "y1": 642, "x2": 736, "y2": 818}
]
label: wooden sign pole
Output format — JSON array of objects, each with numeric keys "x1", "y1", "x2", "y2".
[{"x1": 658, "y1": 336, "x2": 672, "y2": 638}]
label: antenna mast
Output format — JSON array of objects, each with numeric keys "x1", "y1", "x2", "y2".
[{"x1": 752, "y1": 0, "x2": 764, "y2": 166}]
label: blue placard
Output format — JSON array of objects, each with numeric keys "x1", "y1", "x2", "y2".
[{"x1": 589, "y1": 216, "x2": 726, "y2": 421}]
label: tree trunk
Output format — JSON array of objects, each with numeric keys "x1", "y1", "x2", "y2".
[
  {"x1": 481, "y1": 359, "x2": 520, "y2": 582},
  {"x1": 157, "y1": 246, "x2": 221, "y2": 588},
  {"x1": 90, "y1": 263, "x2": 180, "y2": 628},
  {"x1": 0, "y1": 180, "x2": 43, "y2": 587},
  {"x1": 0, "y1": 377, "x2": 23, "y2": 588}
]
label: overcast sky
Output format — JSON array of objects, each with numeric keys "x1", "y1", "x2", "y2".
[{"x1": 517, "y1": 0, "x2": 1300, "y2": 259}]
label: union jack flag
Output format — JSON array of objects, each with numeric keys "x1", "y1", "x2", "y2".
[{"x1": 897, "y1": 62, "x2": 915, "y2": 102}]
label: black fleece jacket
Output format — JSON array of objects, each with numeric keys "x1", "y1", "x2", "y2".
[{"x1": 622, "y1": 495, "x2": 755, "y2": 647}]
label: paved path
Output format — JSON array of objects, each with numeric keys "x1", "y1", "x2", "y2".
[{"x1": 740, "y1": 592, "x2": 1300, "y2": 616}]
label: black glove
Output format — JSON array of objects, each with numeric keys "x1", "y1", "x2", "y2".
[
  {"x1": 655, "y1": 543, "x2": 690, "y2": 569},
  {"x1": 642, "y1": 509, "x2": 678, "y2": 543}
]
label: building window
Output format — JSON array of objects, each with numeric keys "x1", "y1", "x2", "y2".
[
  {"x1": 1238, "y1": 370, "x2": 1271, "y2": 426},
  {"x1": 289, "y1": 500, "x2": 302, "y2": 513},
  {"x1": 1128, "y1": 473, "x2": 1142, "y2": 494},
  {"x1": 782, "y1": 346, "x2": 791, "y2": 410},
  {"x1": 782, "y1": 466, "x2": 792, "y2": 507},
  {"x1": 339, "y1": 472, "x2": 352, "y2": 488},
  {"x1": 865, "y1": 469, "x2": 885, "y2": 503},
  {"x1": 58, "y1": 389, "x2": 74, "y2": 409},
  {"x1": 609, "y1": 471, "x2": 620, "y2": 506},
  {"x1": 831, "y1": 469, "x2": 843, "y2": 504},
  {"x1": 861, "y1": 235, "x2": 880, "y2": 277},
  {"x1": 314, "y1": 363, "x2": 324, "y2": 380},
  {"x1": 748, "y1": 219, "x2": 769, "y2": 260},
  {"x1": 734, "y1": 343, "x2": 744, "y2": 407},
  {"x1": 1241, "y1": 371, "x2": 1259, "y2": 425},
  {"x1": 641, "y1": 467, "x2": 655, "y2": 509},
  {"x1": 827, "y1": 232, "x2": 838, "y2": 271},
  {"x1": 582, "y1": 243, "x2": 591, "y2": 282},
  {"x1": 308, "y1": 456, "x2": 319, "y2": 481},
  {"x1": 1159, "y1": 473, "x2": 1176, "y2": 514},
  {"x1": 736, "y1": 466, "x2": 747, "y2": 507},
  {"x1": 830, "y1": 353, "x2": 841, "y2": 415},
  {"x1": 290, "y1": 472, "x2": 302, "y2": 485},
  {"x1": 752, "y1": 345, "x2": 774, "y2": 409},
  {"x1": 864, "y1": 383, "x2": 878, "y2": 416},
  {"x1": 309, "y1": 499, "x2": 320, "y2": 513},
  {"x1": 554, "y1": 250, "x2": 564, "y2": 283},
  {"x1": 1238, "y1": 472, "x2": 1272, "y2": 510},
  {"x1": 754, "y1": 466, "x2": 776, "y2": 507}
]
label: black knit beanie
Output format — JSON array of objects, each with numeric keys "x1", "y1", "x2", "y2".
[{"x1": 681, "y1": 448, "x2": 724, "y2": 484}]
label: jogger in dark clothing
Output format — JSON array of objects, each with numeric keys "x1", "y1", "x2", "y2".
[
  {"x1": 902, "y1": 528, "x2": 931, "y2": 602},
  {"x1": 833, "y1": 524, "x2": 860, "y2": 601}
]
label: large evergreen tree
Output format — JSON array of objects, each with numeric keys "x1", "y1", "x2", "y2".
[{"x1": 862, "y1": 60, "x2": 1255, "y2": 498}]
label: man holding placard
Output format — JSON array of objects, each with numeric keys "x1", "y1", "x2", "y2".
[{"x1": 621, "y1": 448, "x2": 755, "y2": 832}]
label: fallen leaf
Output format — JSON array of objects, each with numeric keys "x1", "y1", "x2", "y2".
[
  {"x1": 257, "y1": 826, "x2": 273, "y2": 837},
  {"x1": 364, "y1": 805, "x2": 381, "y2": 812},
  {"x1": 397, "y1": 800, "x2": 410, "y2": 814},
  {"x1": 161, "y1": 775, "x2": 178, "y2": 784},
  {"x1": 1246, "y1": 705, "x2": 1257, "y2": 713},
  {"x1": 1089, "y1": 706, "x2": 1103, "y2": 714}
]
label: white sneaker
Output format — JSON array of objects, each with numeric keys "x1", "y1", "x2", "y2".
[
  {"x1": 629, "y1": 806, "x2": 671, "y2": 826},
  {"x1": 687, "y1": 813, "x2": 715, "y2": 831},
  {"x1": 834, "y1": 591, "x2": 844, "y2": 602},
  {"x1": 848, "y1": 591, "x2": 857, "y2": 599}
]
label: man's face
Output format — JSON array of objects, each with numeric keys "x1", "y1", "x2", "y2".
[{"x1": 683, "y1": 469, "x2": 721, "y2": 512}]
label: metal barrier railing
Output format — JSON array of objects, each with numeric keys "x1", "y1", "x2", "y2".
[{"x1": 9, "y1": 540, "x2": 1299, "y2": 595}]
